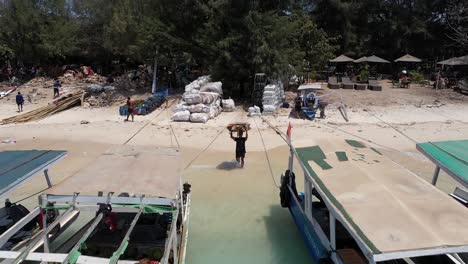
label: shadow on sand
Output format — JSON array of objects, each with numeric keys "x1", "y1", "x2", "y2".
[{"x1": 216, "y1": 160, "x2": 240, "y2": 170}]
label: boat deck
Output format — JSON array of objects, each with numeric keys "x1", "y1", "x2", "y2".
[
  {"x1": 0, "y1": 150, "x2": 67, "y2": 197},
  {"x1": 294, "y1": 139, "x2": 468, "y2": 259},
  {"x1": 47, "y1": 145, "x2": 181, "y2": 199}
]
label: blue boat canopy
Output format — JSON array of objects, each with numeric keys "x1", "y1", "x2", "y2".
[
  {"x1": 416, "y1": 140, "x2": 468, "y2": 188},
  {"x1": 0, "y1": 150, "x2": 67, "y2": 197}
]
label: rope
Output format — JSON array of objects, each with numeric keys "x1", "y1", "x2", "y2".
[
  {"x1": 368, "y1": 111, "x2": 418, "y2": 144},
  {"x1": 184, "y1": 113, "x2": 240, "y2": 170},
  {"x1": 13, "y1": 187, "x2": 49, "y2": 204},
  {"x1": 253, "y1": 118, "x2": 280, "y2": 188},
  {"x1": 184, "y1": 124, "x2": 227, "y2": 170},
  {"x1": 123, "y1": 98, "x2": 176, "y2": 145},
  {"x1": 169, "y1": 124, "x2": 180, "y2": 149},
  {"x1": 322, "y1": 122, "x2": 403, "y2": 152}
]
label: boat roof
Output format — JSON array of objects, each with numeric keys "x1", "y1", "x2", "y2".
[
  {"x1": 47, "y1": 145, "x2": 181, "y2": 200},
  {"x1": 294, "y1": 139, "x2": 468, "y2": 261},
  {"x1": 416, "y1": 140, "x2": 468, "y2": 188},
  {"x1": 0, "y1": 150, "x2": 67, "y2": 197}
]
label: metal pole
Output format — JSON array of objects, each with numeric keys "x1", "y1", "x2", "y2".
[
  {"x1": 330, "y1": 212, "x2": 337, "y2": 262},
  {"x1": 44, "y1": 169, "x2": 52, "y2": 188},
  {"x1": 151, "y1": 56, "x2": 157, "y2": 94},
  {"x1": 431, "y1": 166, "x2": 441, "y2": 186},
  {"x1": 61, "y1": 213, "x2": 104, "y2": 264},
  {"x1": 288, "y1": 139, "x2": 294, "y2": 172},
  {"x1": 109, "y1": 207, "x2": 143, "y2": 264}
]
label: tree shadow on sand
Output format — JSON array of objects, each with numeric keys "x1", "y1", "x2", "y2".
[{"x1": 216, "y1": 160, "x2": 241, "y2": 170}]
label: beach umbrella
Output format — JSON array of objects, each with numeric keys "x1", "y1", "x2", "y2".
[
  {"x1": 329, "y1": 54, "x2": 355, "y2": 63},
  {"x1": 437, "y1": 55, "x2": 468, "y2": 66},
  {"x1": 394, "y1": 54, "x2": 422, "y2": 63},
  {"x1": 354, "y1": 55, "x2": 390, "y2": 63},
  {"x1": 353, "y1": 56, "x2": 368, "y2": 63}
]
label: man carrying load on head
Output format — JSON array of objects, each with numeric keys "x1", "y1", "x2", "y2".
[{"x1": 230, "y1": 126, "x2": 248, "y2": 168}]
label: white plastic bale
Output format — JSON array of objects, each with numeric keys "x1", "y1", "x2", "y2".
[
  {"x1": 184, "y1": 75, "x2": 211, "y2": 92},
  {"x1": 208, "y1": 106, "x2": 221, "y2": 119},
  {"x1": 183, "y1": 93, "x2": 202, "y2": 105},
  {"x1": 173, "y1": 102, "x2": 190, "y2": 113},
  {"x1": 189, "y1": 103, "x2": 210, "y2": 113},
  {"x1": 222, "y1": 99, "x2": 236, "y2": 112},
  {"x1": 199, "y1": 92, "x2": 220, "y2": 105},
  {"x1": 190, "y1": 113, "x2": 209, "y2": 123},
  {"x1": 263, "y1": 105, "x2": 277, "y2": 112},
  {"x1": 172, "y1": 110, "x2": 191, "y2": 121},
  {"x1": 200, "y1": 82, "x2": 223, "y2": 94}
]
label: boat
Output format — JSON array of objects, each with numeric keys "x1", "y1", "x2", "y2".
[
  {"x1": 417, "y1": 140, "x2": 468, "y2": 207},
  {"x1": 0, "y1": 145, "x2": 191, "y2": 264},
  {"x1": 279, "y1": 139, "x2": 468, "y2": 263},
  {"x1": 0, "y1": 150, "x2": 68, "y2": 250}
]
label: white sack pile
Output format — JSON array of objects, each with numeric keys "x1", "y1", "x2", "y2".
[
  {"x1": 262, "y1": 83, "x2": 284, "y2": 115},
  {"x1": 248, "y1": 105, "x2": 261, "y2": 117},
  {"x1": 172, "y1": 76, "x2": 225, "y2": 123}
]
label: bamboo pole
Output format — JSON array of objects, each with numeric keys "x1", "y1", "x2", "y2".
[{"x1": 1, "y1": 91, "x2": 85, "y2": 125}]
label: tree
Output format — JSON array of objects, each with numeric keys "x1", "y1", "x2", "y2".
[
  {"x1": 447, "y1": 0, "x2": 468, "y2": 49},
  {"x1": 0, "y1": 0, "x2": 78, "y2": 64}
]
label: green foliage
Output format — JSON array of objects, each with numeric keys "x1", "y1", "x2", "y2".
[
  {"x1": 359, "y1": 69, "x2": 369, "y2": 82},
  {"x1": 0, "y1": 0, "x2": 78, "y2": 62},
  {"x1": 0, "y1": 45, "x2": 14, "y2": 60},
  {"x1": 0, "y1": 0, "x2": 461, "y2": 96},
  {"x1": 410, "y1": 71, "x2": 425, "y2": 83}
]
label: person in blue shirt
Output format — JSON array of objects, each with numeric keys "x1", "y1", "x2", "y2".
[
  {"x1": 53, "y1": 78, "x2": 61, "y2": 98},
  {"x1": 16, "y1": 91, "x2": 24, "y2": 112}
]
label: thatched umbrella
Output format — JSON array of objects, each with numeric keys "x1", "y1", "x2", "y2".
[
  {"x1": 394, "y1": 54, "x2": 422, "y2": 63},
  {"x1": 437, "y1": 55, "x2": 468, "y2": 66},
  {"x1": 354, "y1": 55, "x2": 390, "y2": 63},
  {"x1": 329, "y1": 54, "x2": 355, "y2": 63}
]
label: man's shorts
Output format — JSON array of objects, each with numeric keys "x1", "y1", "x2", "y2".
[{"x1": 236, "y1": 151, "x2": 246, "y2": 158}]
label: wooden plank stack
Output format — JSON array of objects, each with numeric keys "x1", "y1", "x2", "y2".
[{"x1": 1, "y1": 91, "x2": 85, "y2": 125}]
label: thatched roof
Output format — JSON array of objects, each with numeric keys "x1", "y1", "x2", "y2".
[
  {"x1": 355, "y1": 55, "x2": 390, "y2": 63},
  {"x1": 394, "y1": 54, "x2": 422, "y2": 63},
  {"x1": 437, "y1": 55, "x2": 468, "y2": 66},
  {"x1": 329, "y1": 54, "x2": 355, "y2": 63}
]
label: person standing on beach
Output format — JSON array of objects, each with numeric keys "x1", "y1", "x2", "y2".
[
  {"x1": 53, "y1": 78, "x2": 61, "y2": 98},
  {"x1": 126, "y1": 97, "x2": 134, "y2": 122},
  {"x1": 16, "y1": 92, "x2": 24, "y2": 112},
  {"x1": 231, "y1": 127, "x2": 248, "y2": 168}
]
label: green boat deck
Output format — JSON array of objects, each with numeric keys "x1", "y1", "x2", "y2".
[{"x1": 417, "y1": 140, "x2": 468, "y2": 188}]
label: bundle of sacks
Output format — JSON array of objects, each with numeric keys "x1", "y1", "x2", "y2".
[
  {"x1": 248, "y1": 105, "x2": 261, "y2": 117},
  {"x1": 262, "y1": 83, "x2": 284, "y2": 115},
  {"x1": 172, "y1": 76, "x2": 224, "y2": 123}
]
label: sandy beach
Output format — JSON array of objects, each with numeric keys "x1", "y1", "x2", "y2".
[{"x1": 0, "y1": 82, "x2": 467, "y2": 263}]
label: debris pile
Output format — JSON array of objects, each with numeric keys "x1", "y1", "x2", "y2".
[
  {"x1": 172, "y1": 76, "x2": 226, "y2": 123},
  {"x1": 83, "y1": 84, "x2": 124, "y2": 108},
  {"x1": 262, "y1": 83, "x2": 284, "y2": 115}
]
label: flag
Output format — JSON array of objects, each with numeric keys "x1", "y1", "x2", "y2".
[{"x1": 286, "y1": 122, "x2": 292, "y2": 139}]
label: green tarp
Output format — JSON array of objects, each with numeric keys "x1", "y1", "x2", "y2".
[
  {"x1": 417, "y1": 140, "x2": 468, "y2": 187},
  {"x1": 0, "y1": 150, "x2": 67, "y2": 196}
]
